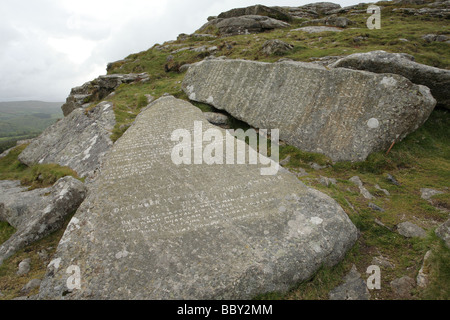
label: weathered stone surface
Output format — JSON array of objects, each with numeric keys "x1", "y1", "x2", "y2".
[
  {"x1": 369, "y1": 203, "x2": 385, "y2": 212},
  {"x1": 183, "y1": 58, "x2": 436, "y2": 162},
  {"x1": 38, "y1": 96, "x2": 357, "y2": 300},
  {"x1": 262, "y1": 39, "x2": 294, "y2": 55},
  {"x1": 329, "y1": 265, "x2": 370, "y2": 300},
  {"x1": 422, "y1": 34, "x2": 449, "y2": 43},
  {"x1": 21, "y1": 279, "x2": 41, "y2": 294},
  {"x1": 330, "y1": 50, "x2": 450, "y2": 109},
  {"x1": 397, "y1": 221, "x2": 427, "y2": 238},
  {"x1": 18, "y1": 101, "x2": 115, "y2": 180},
  {"x1": 375, "y1": 184, "x2": 390, "y2": 196},
  {"x1": 0, "y1": 177, "x2": 87, "y2": 265},
  {"x1": 435, "y1": 219, "x2": 450, "y2": 248},
  {"x1": 17, "y1": 258, "x2": 31, "y2": 276},
  {"x1": 200, "y1": 16, "x2": 290, "y2": 36},
  {"x1": 203, "y1": 112, "x2": 229, "y2": 127},
  {"x1": 390, "y1": 276, "x2": 416, "y2": 299},
  {"x1": 61, "y1": 73, "x2": 149, "y2": 117},
  {"x1": 217, "y1": 5, "x2": 293, "y2": 22},
  {"x1": 417, "y1": 250, "x2": 432, "y2": 288}
]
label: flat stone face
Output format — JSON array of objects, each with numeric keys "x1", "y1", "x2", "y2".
[
  {"x1": 38, "y1": 96, "x2": 357, "y2": 300},
  {"x1": 18, "y1": 101, "x2": 115, "y2": 180},
  {"x1": 182, "y1": 59, "x2": 436, "y2": 162}
]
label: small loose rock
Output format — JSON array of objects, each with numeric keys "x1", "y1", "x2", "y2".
[
  {"x1": 397, "y1": 221, "x2": 427, "y2": 238},
  {"x1": 369, "y1": 203, "x2": 385, "y2": 212},
  {"x1": 390, "y1": 276, "x2": 416, "y2": 299},
  {"x1": 17, "y1": 258, "x2": 31, "y2": 276},
  {"x1": 21, "y1": 279, "x2": 42, "y2": 295}
]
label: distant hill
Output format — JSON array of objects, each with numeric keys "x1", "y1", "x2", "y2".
[
  {"x1": 0, "y1": 101, "x2": 64, "y2": 153},
  {"x1": 0, "y1": 101, "x2": 63, "y2": 114}
]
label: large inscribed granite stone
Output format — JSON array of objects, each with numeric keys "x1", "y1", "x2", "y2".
[
  {"x1": 38, "y1": 96, "x2": 357, "y2": 300},
  {"x1": 182, "y1": 59, "x2": 436, "y2": 162}
]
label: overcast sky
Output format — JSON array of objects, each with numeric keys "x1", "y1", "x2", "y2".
[{"x1": 0, "y1": 0, "x2": 362, "y2": 102}]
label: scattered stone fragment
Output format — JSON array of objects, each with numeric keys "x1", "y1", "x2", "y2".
[
  {"x1": 369, "y1": 203, "x2": 385, "y2": 212},
  {"x1": 310, "y1": 163, "x2": 327, "y2": 171},
  {"x1": 329, "y1": 265, "x2": 370, "y2": 300},
  {"x1": 397, "y1": 222, "x2": 427, "y2": 238},
  {"x1": 349, "y1": 176, "x2": 374, "y2": 200},
  {"x1": 375, "y1": 184, "x2": 390, "y2": 196},
  {"x1": 17, "y1": 258, "x2": 31, "y2": 276},
  {"x1": 319, "y1": 176, "x2": 337, "y2": 187},
  {"x1": 372, "y1": 256, "x2": 395, "y2": 269},
  {"x1": 21, "y1": 279, "x2": 42, "y2": 295},
  {"x1": 375, "y1": 219, "x2": 394, "y2": 232},
  {"x1": 386, "y1": 174, "x2": 400, "y2": 186},
  {"x1": 422, "y1": 34, "x2": 449, "y2": 43},
  {"x1": 417, "y1": 250, "x2": 432, "y2": 288},
  {"x1": 262, "y1": 39, "x2": 294, "y2": 55},
  {"x1": 390, "y1": 276, "x2": 416, "y2": 299},
  {"x1": 435, "y1": 219, "x2": 450, "y2": 248},
  {"x1": 421, "y1": 188, "x2": 444, "y2": 201}
]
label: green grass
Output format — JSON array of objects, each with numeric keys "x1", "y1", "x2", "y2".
[{"x1": 0, "y1": 145, "x2": 82, "y2": 190}]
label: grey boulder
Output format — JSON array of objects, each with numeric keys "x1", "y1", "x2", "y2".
[
  {"x1": 330, "y1": 50, "x2": 450, "y2": 109},
  {"x1": 397, "y1": 221, "x2": 427, "y2": 238},
  {"x1": 18, "y1": 101, "x2": 115, "y2": 180},
  {"x1": 62, "y1": 73, "x2": 149, "y2": 117},
  {"x1": 199, "y1": 15, "x2": 290, "y2": 36},
  {"x1": 329, "y1": 265, "x2": 370, "y2": 300}
]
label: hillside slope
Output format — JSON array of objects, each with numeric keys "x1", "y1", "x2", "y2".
[{"x1": 0, "y1": 1, "x2": 449, "y2": 300}]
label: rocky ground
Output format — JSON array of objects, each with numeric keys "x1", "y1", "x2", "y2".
[{"x1": 0, "y1": 0, "x2": 449, "y2": 300}]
